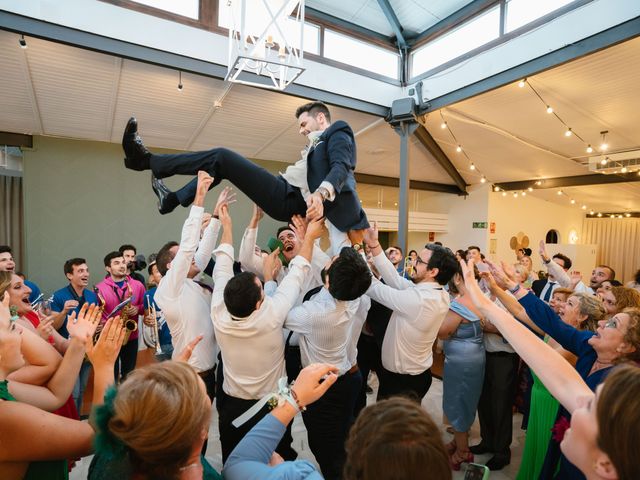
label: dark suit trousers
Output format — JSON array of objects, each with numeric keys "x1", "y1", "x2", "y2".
[
  {"x1": 303, "y1": 371, "x2": 361, "y2": 480},
  {"x1": 354, "y1": 333, "x2": 382, "y2": 417},
  {"x1": 477, "y1": 351, "x2": 519, "y2": 456},
  {"x1": 149, "y1": 147, "x2": 307, "y2": 222},
  {"x1": 377, "y1": 367, "x2": 432, "y2": 402}
]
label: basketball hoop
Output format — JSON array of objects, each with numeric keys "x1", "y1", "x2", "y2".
[{"x1": 223, "y1": 0, "x2": 306, "y2": 91}]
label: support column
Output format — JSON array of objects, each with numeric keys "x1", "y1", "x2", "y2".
[{"x1": 393, "y1": 120, "x2": 419, "y2": 255}]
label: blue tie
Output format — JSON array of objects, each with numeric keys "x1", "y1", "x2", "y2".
[{"x1": 543, "y1": 282, "x2": 555, "y2": 302}]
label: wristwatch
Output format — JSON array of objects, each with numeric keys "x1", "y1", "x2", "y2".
[{"x1": 317, "y1": 186, "x2": 330, "y2": 201}]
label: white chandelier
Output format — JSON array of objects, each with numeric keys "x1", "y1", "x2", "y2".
[{"x1": 224, "y1": 0, "x2": 306, "y2": 91}]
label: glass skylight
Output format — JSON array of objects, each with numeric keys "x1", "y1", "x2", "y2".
[
  {"x1": 505, "y1": 0, "x2": 574, "y2": 32},
  {"x1": 131, "y1": 0, "x2": 199, "y2": 19},
  {"x1": 324, "y1": 29, "x2": 399, "y2": 79}
]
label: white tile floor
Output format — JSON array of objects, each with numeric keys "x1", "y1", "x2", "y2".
[{"x1": 71, "y1": 375, "x2": 524, "y2": 479}]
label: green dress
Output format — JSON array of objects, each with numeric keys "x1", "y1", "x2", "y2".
[
  {"x1": 515, "y1": 338, "x2": 560, "y2": 480},
  {"x1": 0, "y1": 380, "x2": 69, "y2": 480}
]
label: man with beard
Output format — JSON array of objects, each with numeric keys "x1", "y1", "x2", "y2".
[
  {"x1": 363, "y1": 223, "x2": 458, "y2": 401},
  {"x1": 50, "y1": 257, "x2": 99, "y2": 412}
]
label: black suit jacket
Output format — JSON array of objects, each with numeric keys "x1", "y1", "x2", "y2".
[
  {"x1": 531, "y1": 278, "x2": 548, "y2": 298},
  {"x1": 306, "y1": 120, "x2": 369, "y2": 231}
]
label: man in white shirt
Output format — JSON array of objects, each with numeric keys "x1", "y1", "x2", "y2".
[
  {"x1": 284, "y1": 247, "x2": 371, "y2": 480},
  {"x1": 154, "y1": 172, "x2": 233, "y2": 402},
  {"x1": 211, "y1": 204, "x2": 323, "y2": 462},
  {"x1": 363, "y1": 224, "x2": 458, "y2": 401}
]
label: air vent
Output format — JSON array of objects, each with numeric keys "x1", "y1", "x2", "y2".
[{"x1": 588, "y1": 150, "x2": 640, "y2": 174}]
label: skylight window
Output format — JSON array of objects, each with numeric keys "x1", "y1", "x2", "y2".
[
  {"x1": 131, "y1": 0, "x2": 199, "y2": 19},
  {"x1": 505, "y1": 0, "x2": 574, "y2": 32},
  {"x1": 217, "y1": 4, "x2": 320, "y2": 55},
  {"x1": 323, "y1": 30, "x2": 399, "y2": 79},
  {"x1": 411, "y1": 6, "x2": 500, "y2": 76}
]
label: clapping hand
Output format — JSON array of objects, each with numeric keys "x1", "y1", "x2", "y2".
[
  {"x1": 67, "y1": 303, "x2": 102, "y2": 345},
  {"x1": 86, "y1": 316, "x2": 126, "y2": 369}
]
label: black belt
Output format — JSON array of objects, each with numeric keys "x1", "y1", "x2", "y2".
[{"x1": 198, "y1": 367, "x2": 216, "y2": 379}]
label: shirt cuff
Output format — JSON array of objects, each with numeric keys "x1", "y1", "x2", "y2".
[
  {"x1": 190, "y1": 205, "x2": 204, "y2": 217},
  {"x1": 289, "y1": 255, "x2": 311, "y2": 269},
  {"x1": 319, "y1": 181, "x2": 336, "y2": 201}
]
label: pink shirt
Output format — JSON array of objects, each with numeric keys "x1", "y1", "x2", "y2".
[{"x1": 95, "y1": 275, "x2": 145, "y2": 340}]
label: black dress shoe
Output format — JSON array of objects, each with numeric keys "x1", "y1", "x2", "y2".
[
  {"x1": 469, "y1": 443, "x2": 491, "y2": 455},
  {"x1": 152, "y1": 174, "x2": 178, "y2": 214},
  {"x1": 123, "y1": 117, "x2": 151, "y2": 171},
  {"x1": 485, "y1": 454, "x2": 511, "y2": 471}
]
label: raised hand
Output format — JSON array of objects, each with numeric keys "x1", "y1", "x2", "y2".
[
  {"x1": 63, "y1": 299, "x2": 79, "y2": 312},
  {"x1": 201, "y1": 212, "x2": 213, "y2": 233},
  {"x1": 291, "y1": 363, "x2": 339, "y2": 408},
  {"x1": 305, "y1": 217, "x2": 325, "y2": 241},
  {"x1": 66, "y1": 303, "x2": 102, "y2": 345},
  {"x1": 569, "y1": 271, "x2": 583, "y2": 288},
  {"x1": 363, "y1": 221, "x2": 379, "y2": 247},
  {"x1": 460, "y1": 260, "x2": 493, "y2": 311},
  {"x1": 263, "y1": 248, "x2": 283, "y2": 282},
  {"x1": 249, "y1": 204, "x2": 264, "y2": 229},
  {"x1": 194, "y1": 170, "x2": 214, "y2": 206},
  {"x1": 175, "y1": 335, "x2": 204, "y2": 363},
  {"x1": 289, "y1": 215, "x2": 308, "y2": 242},
  {"x1": 86, "y1": 316, "x2": 126, "y2": 369},
  {"x1": 219, "y1": 204, "x2": 232, "y2": 229},
  {"x1": 485, "y1": 260, "x2": 517, "y2": 290},
  {"x1": 305, "y1": 192, "x2": 324, "y2": 221},
  {"x1": 214, "y1": 186, "x2": 237, "y2": 217},
  {"x1": 538, "y1": 239, "x2": 549, "y2": 262}
]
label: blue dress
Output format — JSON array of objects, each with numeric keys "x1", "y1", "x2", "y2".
[{"x1": 442, "y1": 300, "x2": 485, "y2": 432}]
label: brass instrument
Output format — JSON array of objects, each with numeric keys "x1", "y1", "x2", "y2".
[
  {"x1": 142, "y1": 294, "x2": 162, "y2": 353},
  {"x1": 92, "y1": 285, "x2": 138, "y2": 345}
]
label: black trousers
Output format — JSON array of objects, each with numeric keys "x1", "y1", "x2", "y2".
[
  {"x1": 150, "y1": 148, "x2": 307, "y2": 223},
  {"x1": 197, "y1": 367, "x2": 216, "y2": 455},
  {"x1": 476, "y1": 351, "x2": 519, "y2": 457},
  {"x1": 302, "y1": 370, "x2": 362, "y2": 480},
  {"x1": 114, "y1": 339, "x2": 138, "y2": 382},
  {"x1": 354, "y1": 333, "x2": 382, "y2": 417},
  {"x1": 218, "y1": 392, "x2": 297, "y2": 464},
  {"x1": 376, "y1": 367, "x2": 432, "y2": 402}
]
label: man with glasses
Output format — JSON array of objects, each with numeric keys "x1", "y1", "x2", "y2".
[{"x1": 363, "y1": 224, "x2": 458, "y2": 401}]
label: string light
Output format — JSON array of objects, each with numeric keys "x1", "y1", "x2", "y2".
[
  {"x1": 581, "y1": 205, "x2": 587, "y2": 210},
  {"x1": 177, "y1": 71, "x2": 183, "y2": 91},
  {"x1": 570, "y1": 199, "x2": 576, "y2": 204},
  {"x1": 546, "y1": 105, "x2": 553, "y2": 114},
  {"x1": 513, "y1": 192, "x2": 518, "y2": 198},
  {"x1": 557, "y1": 190, "x2": 563, "y2": 195},
  {"x1": 502, "y1": 191, "x2": 507, "y2": 197},
  {"x1": 621, "y1": 166, "x2": 628, "y2": 173},
  {"x1": 518, "y1": 78, "x2": 526, "y2": 88},
  {"x1": 19, "y1": 34, "x2": 27, "y2": 49},
  {"x1": 626, "y1": 213, "x2": 632, "y2": 217},
  {"x1": 480, "y1": 176, "x2": 487, "y2": 183},
  {"x1": 565, "y1": 128, "x2": 572, "y2": 137},
  {"x1": 597, "y1": 213, "x2": 602, "y2": 217},
  {"x1": 600, "y1": 131, "x2": 609, "y2": 151},
  {"x1": 535, "y1": 180, "x2": 543, "y2": 186},
  {"x1": 527, "y1": 187, "x2": 533, "y2": 192},
  {"x1": 586, "y1": 145, "x2": 593, "y2": 154},
  {"x1": 494, "y1": 186, "x2": 500, "y2": 192},
  {"x1": 521, "y1": 191, "x2": 526, "y2": 196},
  {"x1": 440, "y1": 122, "x2": 447, "y2": 129},
  {"x1": 470, "y1": 163, "x2": 476, "y2": 170},
  {"x1": 456, "y1": 145, "x2": 462, "y2": 153},
  {"x1": 600, "y1": 157, "x2": 608, "y2": 166},
  {"x1": 589, "y1": 210, "x2": 595, "y2": 215}
]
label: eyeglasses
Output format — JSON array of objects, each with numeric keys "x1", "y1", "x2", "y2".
[{"x1": 414, "y1": 257, "x2": 429, "y2": 267}]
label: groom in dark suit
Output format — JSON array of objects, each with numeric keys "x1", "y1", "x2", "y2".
[{"x1": 122, "y1": 101, "x2": 369, "y2": 238}]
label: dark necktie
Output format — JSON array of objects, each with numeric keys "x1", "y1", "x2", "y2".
[{"x1": 543, "y1": 282, "x2": 555, "y2": 302}]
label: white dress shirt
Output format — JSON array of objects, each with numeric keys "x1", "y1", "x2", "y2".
[
  {"x1": 545, "y1": 259, "x2": 591, "y2": 294},
  {"x1": 154, "y1": 206, "x2": 219, "y2": 373},
  {"x1": 211, "y1": 243, "x2": 311, "y2": 400},
  {"x1": 285, "y1": 287, "x2": 371, "y2": 375},
  {"x1": 366, "y1": 251, "x2": 450, "y2": 375}
]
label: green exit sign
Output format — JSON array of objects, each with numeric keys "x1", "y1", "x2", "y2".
[{"x1": 472, "y1": 222, "x2": 488, "y2": 229}]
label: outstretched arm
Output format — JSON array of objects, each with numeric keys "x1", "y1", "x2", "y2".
[{"x1": 461, "y1": 259, "x2": 592, "y2": 414}]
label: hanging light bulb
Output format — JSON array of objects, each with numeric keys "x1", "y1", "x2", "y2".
[
  {"x1": 440, "y1": 122, "x2": 447, "y2": 129},
  {"x1": 177, "y1": 70, "x2": 183, "y2": 92},
  {"x1": 521, "y1": 191, "x2": 526, "y2": 197},
  {"x1": 581, "y1": 205, "x2": 587, "y2": 210},
  {"x1": 621, "y1": 166, "x2": 628, "y2": 173},
  {"x1": 470, "y1": 163, "x2": 476, "y2": 170},
  {"x1": 546, "y1": 105, "x2": 553, "y2": 114},
  {"x1": 513, "y1": 192, "x2": 518, "y2": 198},
  {"x1": 589, "y1": 210, "x2": 594, "y2": 215},
  {"x1": 527, "y1": 187, "x2": 533, "y2": 192},
  {"x1": 597, "y1": 212, "x2": 602, "y2": 217},
  {"x1": 586, "y1": 145, "x2": 593, "y2": 154},
  {"x1": 600, "y1": 130, "x2": 609, "y2": 151},
  {"x1": 570, "y1": 199, "x2": 576, "y2": 204},
  {"x1": 610, "y1": 214, "x2": 615, "y2": 218},
  {"x1": 535, "y1": 180, "x2": 543, "y2": 186},
  {"x1": 456, "y1": 145, "x2": 462, "y2": 153},
  {"x1": 600, "y1": 157, "x2": 608, "y2": 166},
  {"x1": 494, "y1": 186, "x2": 500, "y2": 192},
  {"x1": 626, "y1": 213, "x2": 631, "y2": 217},
  {"x1": 480, "y1": 176, "x2": 486, "y2": 183},
  {"x1": 502, "y1": 191, "x2": 507, "y2": 197},
  {"x1": 565, "y1": 128, "x2": 572, "y2": 137},
  {"x1": 557, "y1": 190, "x2": 563, "y2": 195},
  {"x1": 518, "y1": 78, "x2": 526, "y2": 88}
]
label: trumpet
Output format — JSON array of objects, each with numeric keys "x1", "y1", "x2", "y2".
[{"x1": 142, "y1": 294, "x2": 162, "y2": 353}]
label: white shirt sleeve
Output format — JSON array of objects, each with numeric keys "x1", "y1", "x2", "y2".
[
  {"x1": 318, "y1": 181, "x2": 336, "y2": 201},
  {"x1": 284, "y1": 303, "x2": 313, "y2": 336},
  {"x1": 156, "y1": 206, "x2": 203, "y2": 302},
  {"x1": 194, "y1": 218, "x2": 221, "y2": 272},
  {"x1": 372, "y1": 251, "x2": 413, "y2": 290},
  {"x1": 238, "y1": 227, "x2": 266, "y2": 280},
  {"x1": 366, "y1": 276, "x2": 424, "y2": 317},
  {"x1": 545, "y1": 259, "x2": 572, "y2": 288},
  {"x1": 269, "y1": 256, "x2": 311, "y2": 319},
  {"x1": 212, "y1": 243, "x2": 235, "y2": 309}
]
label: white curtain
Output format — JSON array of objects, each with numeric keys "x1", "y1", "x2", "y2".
[{"x1": 582, "y1": 218, "x2": 640, "y2": 284}]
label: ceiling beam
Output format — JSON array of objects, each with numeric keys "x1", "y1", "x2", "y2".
[
  {"x1": 412, "y1": 125, "x2": 467, "y2": 194},
  {"x1": 305, "y1": 7, "x2": 392, "y2": 46},
  {"x1": 422, "y1": 14, "x2": 640, "y2": 113},
  {"x1": 0, "y1": 11, "x2": 389, "y2": 118},
  {"x1": 375, "y1": 0, "x2": 407, "y2": 49},
  {"x1": 495, "y1": 173, "x2": 640, "y2": 191},
  {"x1": 0, "y1": 131, "x2": 32, "y2": 148},
  {"x1": 410, "y1": 0, "x2": 498, "y2": 48},
  {"x1": 355, "y1": 173, "x2": 463, "y2": 195}
]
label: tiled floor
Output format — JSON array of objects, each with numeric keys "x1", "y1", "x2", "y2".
[{"x1": 71, "y1": 375, "x2": 524, "y2": 479}]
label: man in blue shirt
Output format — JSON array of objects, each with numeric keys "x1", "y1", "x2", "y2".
[
  {"x1": 51, "y1": 257, "x2": 98, "y2": 413},
  {"x1": 0, "y1": 245, "x2": 42, "y2": 303}
]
